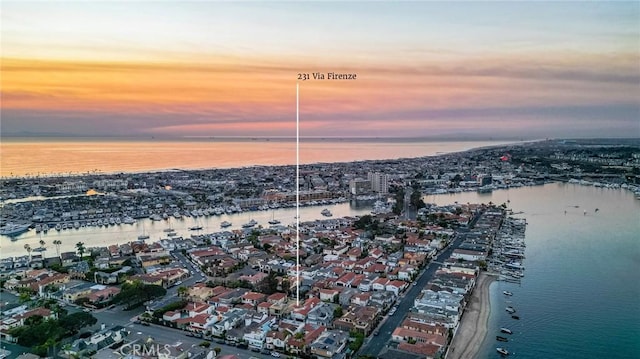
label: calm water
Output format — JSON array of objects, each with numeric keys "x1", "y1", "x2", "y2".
[
  {"x1": 426, "y1": 184, "x2": 640, "y2": 359},
  {"x1": 0, "y1": 138, "x2": 515, "y2": 177}
]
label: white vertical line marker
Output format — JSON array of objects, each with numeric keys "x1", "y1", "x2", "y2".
[{"x1": 296, "y1": 82, "x2": 300, "y2": 307}]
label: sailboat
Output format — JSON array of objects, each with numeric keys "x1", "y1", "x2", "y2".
[
  {"x1": 138, "y1": 222, "x2": 150, "y2": 240},
  {"x1": 268, "y1": 212, "x2": 281, "y2": 225},
  {"x1": 189, "y1": 217, "x2": 203, "y2": 231}
]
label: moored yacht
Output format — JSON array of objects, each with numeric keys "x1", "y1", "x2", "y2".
[
  {"x1": 506, "y1": 306, "x2": 516, "y2": 314},
  {"x1": 321, "y1": 208, "x2": 332, "y2": 217},
  {"x1": 242, "y1": 219, "x2": 258, "y2": 228},
  {"x1": 500, "y1": 327, "x2": 512, "y2": 334},
  {"x1": 220, "y1": 221, "x2": 232, "y2": 228},
  {"x1": 0, "y1": 223, "x2": 31, "y2": 236},
  {"x1": 496, "y1": 347, "x2": 509, "y2": 356},
  {"x1": 503, "y1": 291, "x2": 513, "y2": 296}
]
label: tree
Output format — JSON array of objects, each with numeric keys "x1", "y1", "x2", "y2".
[
  {"x1": 213, "y1": 347, "x2": 221, "y2": 356},
  {"x1": 24, "y1": 244, "x2": 32, "y2": 260},
  {"x1": 53, "y1": 240, "x2": 62, "y2": 258},
  {"x1": 58, "y1": 312, "x2": 97, "y2": 334},
  {"x1": 76, "y1": 242, "x2": 86, "y2": 258},
  {"x1": 333, "y1": 306, "x2": 343, "y2": 318},
  {"x1": 410, "y1": 190, "x2": 425, "y2": 210},
  {"x1": 354, "y1": 215, "x2": 373, "y2": 230},
  {"x1": 177, "y1": 286, "x2": 189, "y2": 297}
]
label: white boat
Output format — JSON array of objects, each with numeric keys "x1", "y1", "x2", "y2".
[
  {"x1": 242, "y1": 219, "x2": 258, "y2": 228},
  {"x1": 506, "y1": 306, "x2": 516, "y2": 314},
  {"x1": 503, "y1": 291, "x2": 513, "y2": 296},
  {"x1": 220, "y1": 221, "x2": 232, "y2": 228},
  {"x1": 123, "y1": 216, "x2": 135, "y2": 224},
  {"x1": 150, "y1": 214, "x2": 162, "y2": 221},
  {"x1": 321, "y1": 209, "x2": 333, "y2": 217},
  {"x1": 496, "y1": 347, "x2": 509, "y2": 355},
  {"x1": 500, "y1": 327, "x2": 512, "y2": 334},
  {"x1": 173, "y1": 211, "x2": 182, "y2": 219},
  {"x1": 0, "y1": 223, "x2": 31, "y2": 236}
]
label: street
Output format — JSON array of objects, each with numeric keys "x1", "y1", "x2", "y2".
[{"x1": 359, "y1": 234, "x2": 465, "y2": 357}]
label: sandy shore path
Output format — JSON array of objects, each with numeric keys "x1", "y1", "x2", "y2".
[{"x1": 447, "y1": 272, "x2": 496, "y2": 359}]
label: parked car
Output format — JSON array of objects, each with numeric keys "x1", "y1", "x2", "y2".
[{"x1": 271, "y1": 352, "x2": 281, "y2": 358}]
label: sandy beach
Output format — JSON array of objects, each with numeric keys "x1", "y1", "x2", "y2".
[{"x1": 447, "y1": 272, "x2": 496, "y2": 359}]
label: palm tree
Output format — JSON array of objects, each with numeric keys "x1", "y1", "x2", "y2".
[
  {"x1": 24, "y1": 244, "x2": 32, "y2": 261},
  {"x1": 39, "y1": 239, "x2": 47, "y2": 257},
  {"x1": 76, "y1": 242, "x2": 85, "y2": 258},
  {"x1": 177, "y1": 286, "x2": 189, "y2": 297},
  {"x1": 53, "y1": 240, "x2": 62, "y2": 259}
]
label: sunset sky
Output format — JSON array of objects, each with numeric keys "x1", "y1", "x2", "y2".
[{"x1": 1, "y1": 1, "x2": 638, "y2": 139}]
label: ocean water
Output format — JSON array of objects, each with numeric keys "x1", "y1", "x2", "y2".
[
  {"x1": 0, "y1": 138, "x2": 514, "y2": 177},
  {"x1": 426, "y1": 183, "x2": 640, "y2": 359}
]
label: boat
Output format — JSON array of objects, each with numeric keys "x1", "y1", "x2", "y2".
[
  {"x1": 189, "y1": 225, "x2": 203, "y2": 231},
  {"x1": 123, "y1": 216, "x2": 135, "y2": 224},
  {"x1": 496, "y1": 347, "x2": 509, "y2": 356},
  {"x1": 242, "y1": 219, "x2": 258, "y2": 228},
  {"x1": 150, "y1": 214, "x2": 162, "y2": 221},
  {"x1": 503, "y1": 291, "x2": 513, "y2": 296},
  {"x1": 321, "y1": 209, "x2": 332, "y2": 217},
  {"x1": 511, "y1": 315, "x2": 520, "y2": 320},
  {"x1": 163, "y1": 228, "x2": 175, "y2": 233},
  {"x1": 506, "y1": 306, "x2": 516, "y2": 314},
  {"x1": 268, "y1": 212, "x2": 281, "y2": 225},
  {"x1": 138, "y1": 224, "x2": 150, "y2": 240},
  {"x1": 220, "y1": 221, "x2": 232, "y2": 228},
  {"x1": 173, "y1": 211, "x2": 182, "y2": 219},
  {"x1": 496, "y1": 336, "x2": 509, "y2": 342},
  {"x1": 500, "y1": 327, "x2": 512, "y2": 334},
  {"x1": 0, "y1": 223, "x2": 31, "y2": 236}
]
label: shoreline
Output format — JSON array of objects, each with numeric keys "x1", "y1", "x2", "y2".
[{"x1": 447, "y1": 272, "x2": 496, "y2": 359}]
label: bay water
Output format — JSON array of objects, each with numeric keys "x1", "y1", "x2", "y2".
[{"x1": 426, "y1": 183, "x2": 640, "y2": 359}]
